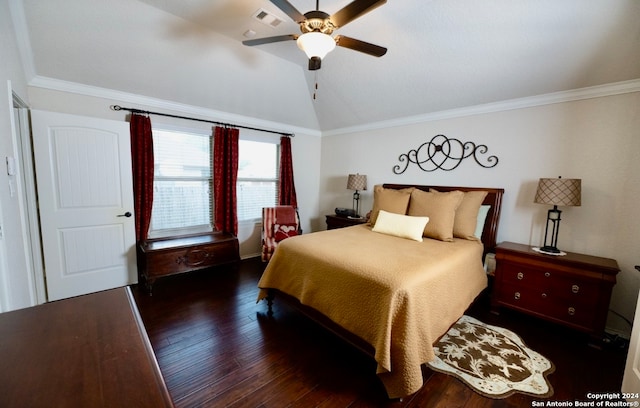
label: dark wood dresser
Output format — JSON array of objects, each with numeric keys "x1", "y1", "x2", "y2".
[
  {"x1": 491, "y1": 241, "x2": 619, "y2": 345},
  {"x1": 0, "y1": 287, "x2": 174, "y2": 407},
  {"x1": 138, "y1": 231, "x2": 240, "y2": 294}
]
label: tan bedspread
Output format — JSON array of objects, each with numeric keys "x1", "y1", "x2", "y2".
[{"x1": 257, "y1": 224, "x2": 488, "y2": 398}]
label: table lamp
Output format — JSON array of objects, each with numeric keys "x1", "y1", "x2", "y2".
[
  {"x1": 534, "y1": 176, "x2": 581, "y2": 254},
  {"x1": 346, "y1": 174, "x2": 367, "y2": 218}
]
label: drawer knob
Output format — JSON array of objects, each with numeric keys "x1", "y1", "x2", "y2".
[
  {"x1": 517, "y1": 272, "x2": 524, "y2": 280},
  {"x1": 544, "y1": 272, "x2": 551, "y2": 278},
  {"x1": 568, "y1": 307, "x2": 576, "y2": 316},
  {"x1": 514, "y1": 292, "x2": 521, "y2": 300},
  {"x1": 572, "y1": 285, "x2": 580, "y2": 294}
]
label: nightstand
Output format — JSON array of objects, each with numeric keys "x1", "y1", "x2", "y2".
[
  {"x1": 491, "y1": 242, "x2": 619, "y2": 345},
  {"x1": 325, "y1": 214, "x2": 368, "y2": 230}
]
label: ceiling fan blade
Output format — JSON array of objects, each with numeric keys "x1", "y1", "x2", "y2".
[
  {"x1": 269, "y1": 0, "x2": 306, "y2": 23},
  {"x1": 330, "y1": 0, "x2": 387, "y2": 28},
  {"x1": 242, "y1": 34, "x2": 298, "y2": 46},
  {"x1": 335, "y1": 35, "x2": 387, "y2": 57}
]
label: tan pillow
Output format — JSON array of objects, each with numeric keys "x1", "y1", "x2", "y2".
[
  {"x1": 372, "y1": 210, "x2": 429, "y2": 242},
  {"x1": 432, "y1": 189, "x2": 488, "y2": 240},
  {"x1": 369, "y1": 185, "x2": 414, "y2": 225},
  {"x1": 408, "y1": 189, "x2": 464, "y2": 241}
]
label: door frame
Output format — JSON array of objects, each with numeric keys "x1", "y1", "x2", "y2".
[
  {"x1": 10, "y1": 87, "x2": 46, "y2": 304},
  {"x1": 622, "y1": 284, "x2": 640, "y2": 397}
]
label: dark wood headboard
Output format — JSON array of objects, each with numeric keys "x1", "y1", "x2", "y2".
[{"x1": 382, "y1": 184, "x2": 504, "y2": 256}]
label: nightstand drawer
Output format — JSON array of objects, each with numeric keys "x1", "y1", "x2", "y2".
[
  {"x1": 499, "y1": 282, "x2": 598, "y2": 330},
  {"x1": 546, "y1": 301, "x2": 596, "y2": 329},
  {"x1": 549, "y1": 275, "x2": 600, "y2": 302},
  {"x1": 499, "y1": 282, "x2": 551, "y2": 313},
  {"x1": 500, "y1": 262, "x2": 551, "y2": 288}
]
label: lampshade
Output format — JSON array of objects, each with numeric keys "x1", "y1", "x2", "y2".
[
  {"x1": 347, "y1": 174, "x2": 367, "y2": 191},
  {"x1": 296, "y1": 32, "x2": 336, "y2": 60},
  {"x1": 534, "y1": 178, "x2": 581, "y2": 207}
]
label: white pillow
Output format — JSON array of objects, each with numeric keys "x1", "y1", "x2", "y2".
[
  {"x1": 475, "y1": 205, "x2": 491, "y2": 238},
  {"x1": 372, "y1": 210, "x2": 429, "y2": 242}
]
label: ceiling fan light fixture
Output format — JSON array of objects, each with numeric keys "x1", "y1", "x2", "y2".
[
  {"x1": 242, "y1": 0, "x2": 387, "y2": 71},
  {"x1": 296, "y1": 32, "x2": 336, "y2": 60}
]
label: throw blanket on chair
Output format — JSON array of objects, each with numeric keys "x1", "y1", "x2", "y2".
[{"x1": 262, "y1": 206, "x2": 299, "y2": 262}]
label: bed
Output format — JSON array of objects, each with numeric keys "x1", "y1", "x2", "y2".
[{"x1": 257, "y1": 184, "x2": 504, "y2": 399}]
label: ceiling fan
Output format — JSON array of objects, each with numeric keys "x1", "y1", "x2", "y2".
[{"x1": 242, "y1": 0, "x2": 387, "y2": 70}]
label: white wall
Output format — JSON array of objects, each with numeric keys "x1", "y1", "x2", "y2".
[
  {"x1": 320, "y1": 91, "x2": 640, "y2": 336},
  {"x1": 0, "y1": 0, "x2": 34, "y2": 311}
]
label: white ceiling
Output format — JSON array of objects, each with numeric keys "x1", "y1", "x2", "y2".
[{"x1": 16, "y1": 0, "x2": 640, "y2": 133}]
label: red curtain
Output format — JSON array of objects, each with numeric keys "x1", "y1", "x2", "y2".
[
  {"x1": 130, "y1": 114, "x2": 154, "y2": 242},
  {"x1": 278, "y1": 136, "x2": 298, "y2": 208},
  {"x1": 213, "y1": 126, "x2": 239, "y2": 236}
]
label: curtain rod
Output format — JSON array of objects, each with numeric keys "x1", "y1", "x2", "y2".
[{"x1": 110, "y1": 105, "x2": 294, "y2": 137}]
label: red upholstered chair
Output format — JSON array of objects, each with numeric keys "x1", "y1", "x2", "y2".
[{"x1": 262, "y1": 206, "x2": 301, "y2": 262}]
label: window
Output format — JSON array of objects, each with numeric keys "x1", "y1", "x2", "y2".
[
  {"x1": 237, "y1": 140, "x2": 279, "y2": 221},
  {"x1": 149, "y1": 129, "x2": 212, "y2": 237},
  {"x1": 149, "y1": 129, "x2": 278, "y2": 238}
]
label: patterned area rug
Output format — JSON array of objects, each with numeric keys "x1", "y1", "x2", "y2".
[{"x1": 427, "y1": 315, "x2": 555, "y2": 399}]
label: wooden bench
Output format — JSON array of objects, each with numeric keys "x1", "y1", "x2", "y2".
[{"x1": 138, "y1": 231, "x2": 240, "y2": 294}]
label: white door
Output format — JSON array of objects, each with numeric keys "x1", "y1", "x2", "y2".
[
  {"x1": 623, "y1": 285, "x2": 640, "y2": 394},
  {"x1": 31, "y1": 110, "x2": 137, "y2": 301}
]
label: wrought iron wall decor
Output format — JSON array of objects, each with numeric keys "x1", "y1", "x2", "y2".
[{"x1": 393, "y1": 134, "x2": 498, "y2": 174}]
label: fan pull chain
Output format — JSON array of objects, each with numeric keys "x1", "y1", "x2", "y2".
[{"x1": 313, "y1": 72, "x2": 319, "y2": 100}]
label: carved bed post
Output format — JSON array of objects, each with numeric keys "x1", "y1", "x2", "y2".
[{"x1": 266, "y1": 290, "x2": 275, "y2": 316}]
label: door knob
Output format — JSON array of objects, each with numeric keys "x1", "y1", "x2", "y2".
[{"x1": 118, "y1": 211, "x2": 132, "y2": 218}]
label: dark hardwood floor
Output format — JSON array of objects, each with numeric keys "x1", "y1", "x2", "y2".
[{"x1": 132, "y1": 258, "x2": 629, "y2": 408}]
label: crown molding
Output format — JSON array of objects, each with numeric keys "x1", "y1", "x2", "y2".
[
  {"x1": 28, "y1": 75, "x2": 323, "y2": 138},
  {"x1": 322, "y1": 78, "x2": 640, "y2": 137},
  {"x1": 27, "y1": 73, "x2": 639, "y2": 140}
]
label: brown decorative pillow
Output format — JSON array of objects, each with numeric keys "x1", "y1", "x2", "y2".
[
  {"x1": 431, "y1": 189, "x2": 488, "y2": 240},
  {"x1": 369, "y1": 185, "x2": 414, "y2": 226},
  {"x1": 408, "y1": 189, "x2": 464, "y2": 241}
]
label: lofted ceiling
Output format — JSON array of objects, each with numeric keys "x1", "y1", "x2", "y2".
[{"x1": 15, "y1": 0, "x2": 640, "y2": 133}]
